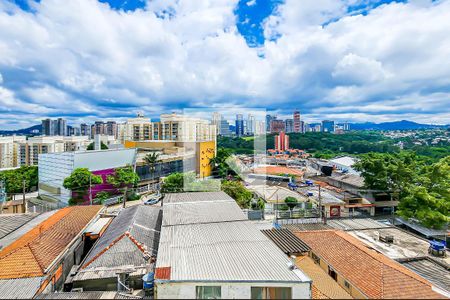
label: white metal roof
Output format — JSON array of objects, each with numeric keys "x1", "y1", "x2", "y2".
[
  {"x1": 156, "y1": 220, "x2": 310, "y2": 283},
  {"x1": 157, "y1": 192, "x2": 311, "y2": 284},
  {"x1": 163, "y1": 201, "x2": 247, "y2": 226},
  {"x1": 330, "y1": 156, "x2": 357, "y2": 167}
]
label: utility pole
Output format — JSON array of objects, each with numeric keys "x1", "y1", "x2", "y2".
[
  {"x1": 0, "y1": 180, "x2": 5, "y2": 214},
  {"x1": 22, "y1": 179, "x2": 27, "y2": 213},
  {"x1": 318, "y1": 185, "x2": 322, "y2": 220},
  {"x1": 89, "y1": 174, "x2": 92, "y2": 206},
  {"x1": 122, "y1": 186, "x2": 127, "y2": 209}
]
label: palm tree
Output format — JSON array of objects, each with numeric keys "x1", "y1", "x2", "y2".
[{"x1": 144, "y1": 152, "x2": 160, "y2": 178}]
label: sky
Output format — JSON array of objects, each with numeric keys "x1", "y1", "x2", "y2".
[{"x1": 0, "y1": 0, "x2": 449, "y2": 129}]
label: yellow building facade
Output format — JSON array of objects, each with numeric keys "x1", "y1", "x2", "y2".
[{"x1": 124, "y1": 140, "x2": 216, "y2": 178}]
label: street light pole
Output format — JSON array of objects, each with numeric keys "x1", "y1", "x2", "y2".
[{"x1": 89, "y1": 174, "x2": 92, "y2": 206}]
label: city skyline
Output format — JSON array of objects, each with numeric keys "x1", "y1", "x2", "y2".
[{"x1": 1, "y1": 0, "x2": 450, "y2": 130}]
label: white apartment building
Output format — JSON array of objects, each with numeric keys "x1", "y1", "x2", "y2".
[
  {"x1": 17, "y1": 136, "x2": 91, "y2": 166},
  {"x1": 0, "y1": 136, "x2": 26, "y2": 169},
  {"x1": 124, "y1": 113, "x2": 152, "y2": 141},
  {"x1": 158, "y1": 113, "x2": 216, "y2": 142}
]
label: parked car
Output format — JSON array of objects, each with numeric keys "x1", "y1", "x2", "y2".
[{"x1": 144, "y1": 193, "x2": 162, "y2": 205}]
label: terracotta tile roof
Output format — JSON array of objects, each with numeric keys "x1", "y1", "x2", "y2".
[
  {"x1": 0, "y1": 206, "x2": 102, "y2": 280},
  {"x1": 296, "y1": 256, "x2": 352, "y2": 299},
  {"x1": 253, "y1": 166, "x2": 304, "y2": 176},
  {"x1": 294, "y1": 230, "x2": 445, "y2": 299}
]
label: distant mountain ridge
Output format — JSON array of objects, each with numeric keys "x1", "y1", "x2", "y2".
[
  {"x1": 349, "y1": 120, "x2": 448, "y2": 131},
  {"x1": 0, "y1": 124, "x2": 41, "y2": 136},
  {"x1": 0, "y1": 120, "x2": 448, "y2": 136}
]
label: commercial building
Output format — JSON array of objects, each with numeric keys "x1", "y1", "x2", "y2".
[
  {"x1": 235, "y1": 114, "x2": 244, "y2": 137},
  {"x1": 255, "y1": 120, "x2": 266, "y2": 136},
  {"x1": 246, "y1": 114, "x2": 255, "y2": 135},
  {"x1": 285, "y1": 118, "x2": 294, "y2": 133},
  {"x1": 219, "y1": 118, "x2": 231, "y2": 136},
  {"x1": 42, "y1": 118, "x2": 67, "y2": 136},
  {"x1": 211, "y1": 112, "x2": 221, "y2": 135},
  {"x1": 293, "y1": 110, "x2": 301, "y2": 133},
  {"x1": 155, "y1": 192, "x2": 312, "y2": 299},
  {"x1": 294, "y1": 230, "x2": 445, "y2": 299},
  {"x1": 270, "y1": 119, "x2": 286, "y2": 133},
  {"x1": 71, "y1": 205, "x2": 161, "y2": 292},
  {"x1": 322, "y1": 120, "x2": 335, "y2": 133},
  {"x1": 266, "y1": 114, "x2": 273, "y2": 132},
  {"x1": 0, "y1": 136, "x2": 25, "y2": 169},
  {"x1": 275, "y1": 131, "x2": 290, "y2": 152},
  {"x1": 124, "y1": 140, "x2": 214, "y2": 178},
  {"x1": 38, "y1": 148, "x2": 136, "y2": 203},
  {"x1": 329, "y1": 156, "x2": 359, "y2": 174},
  {"x1": 0, "y1": 206, "x2": 104, "y2": 299}
]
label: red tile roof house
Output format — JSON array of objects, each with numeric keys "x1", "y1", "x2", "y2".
[
  {"x1": 294, "y1": 230, "x2": 447, "y2": 299},
  {"x1": 0, "y1": 206, "x2": 103, "y2": 299}
]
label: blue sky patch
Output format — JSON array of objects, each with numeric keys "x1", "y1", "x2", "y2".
[{"x1": 235, "y1": 0, "x2": 284, "y2": 47}]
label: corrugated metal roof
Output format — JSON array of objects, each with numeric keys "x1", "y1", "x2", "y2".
[
  {"x1": 0, "y1": 214, "x2": 37, "y2": 239},
  {"x1": 156, "y1": 220, "x2": 310, "y2": 282},
  {"x1": 327, "y1": 218, "x2": 390, "y2": 231},
  {"x1": 400, "y1": 258, "x2": 450, "y2": 294},
  {"x1": 84, "y1": 217, "x2": 111, "y2": 235},
  {"x1": 77, "y1": 205, "x2": 161, "y2": 281},
  {"x1": 83, "y1": 205, "x2": 161, "y2": 267},
  {"x1": 72, "y1": 266, "x2": 148, "y2": 282},
  {"x1": 262, "y1": 229, "x2": 310, "y2": 254},
  {"x1": 163, "y1": 191, "x2": 234, "y2": 204},
  {"x1": 163, "y1": 201, "x2": 247, "y2": 226},
  {"x1": 0, "y1": 276, "x2": 45, "y2": 299},
  {"x1": 0, "y1": 211, "x2": 57, "y2": 250}
]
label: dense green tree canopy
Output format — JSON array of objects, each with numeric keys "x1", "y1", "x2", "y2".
[
  {"x1": 63, "y1": 168, "x2": 103, "y2": 205},
  {"x1": 161, "y1": 172, "x2": 220, "y2": 193},
  {"x1": 0, "y1": 166, "x2": 38, "y2": 195},
  {"x1": 87, "y1": 141, "x2": 108, "y2": 150},
  {"x1": 106, "y1": 166, "x2": 140, "y2": 188},
  {"x1": 221, "y1": 180, "x2": 253, "y2": 209},
  {"x1": 284, "y1": 196, "x2": 298, "y2": 210},
  {"x1": 356, "y1": 153, "x2": 449, "y2": 229}
]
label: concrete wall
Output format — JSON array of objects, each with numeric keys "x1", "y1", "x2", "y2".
[{"x1": 156, "y1": 281, "x2": 311, "y2": 299}]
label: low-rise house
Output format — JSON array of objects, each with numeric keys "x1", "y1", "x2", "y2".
[
  {"x1": 70, "y1": 205, "x2": 162, "y2": 292},
  {"x1": 0, "y1": 206, "x2": 103, "y2": 299},
  {"x1": 294, "y1": 230, "x2": 446, "y2": 299},
  {"x1": 155, "y1": 191, "x2": 312, "y2": 299},
  {"x1": 0, "y1": 199, "x2": 26, "y2": 214}
]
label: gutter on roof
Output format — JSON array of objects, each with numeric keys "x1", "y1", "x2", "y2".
[{"x1": 154, "y1": 279, "x2": 312, "y2": 284}]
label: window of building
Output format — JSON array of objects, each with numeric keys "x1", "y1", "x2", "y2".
[
  {"x1": 311, "y1": 253, "x2": 320, "y2": 265},
  {"x1": 196, "y1": 286, "x2": 221, "y2": 299},
  {"x1": 328, "y1": 266, "x2": 337, "y2": 281},
  {"x1": 344, "y1": 280, "x2": 351, "y2": 289},
  {"x1": 251, "y1": 287, "x2": 292, "y2": 299}
]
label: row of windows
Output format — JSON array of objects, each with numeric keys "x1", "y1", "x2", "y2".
[{"x1": 196, "y1": 286, "x2": 292, "y2": 299}]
